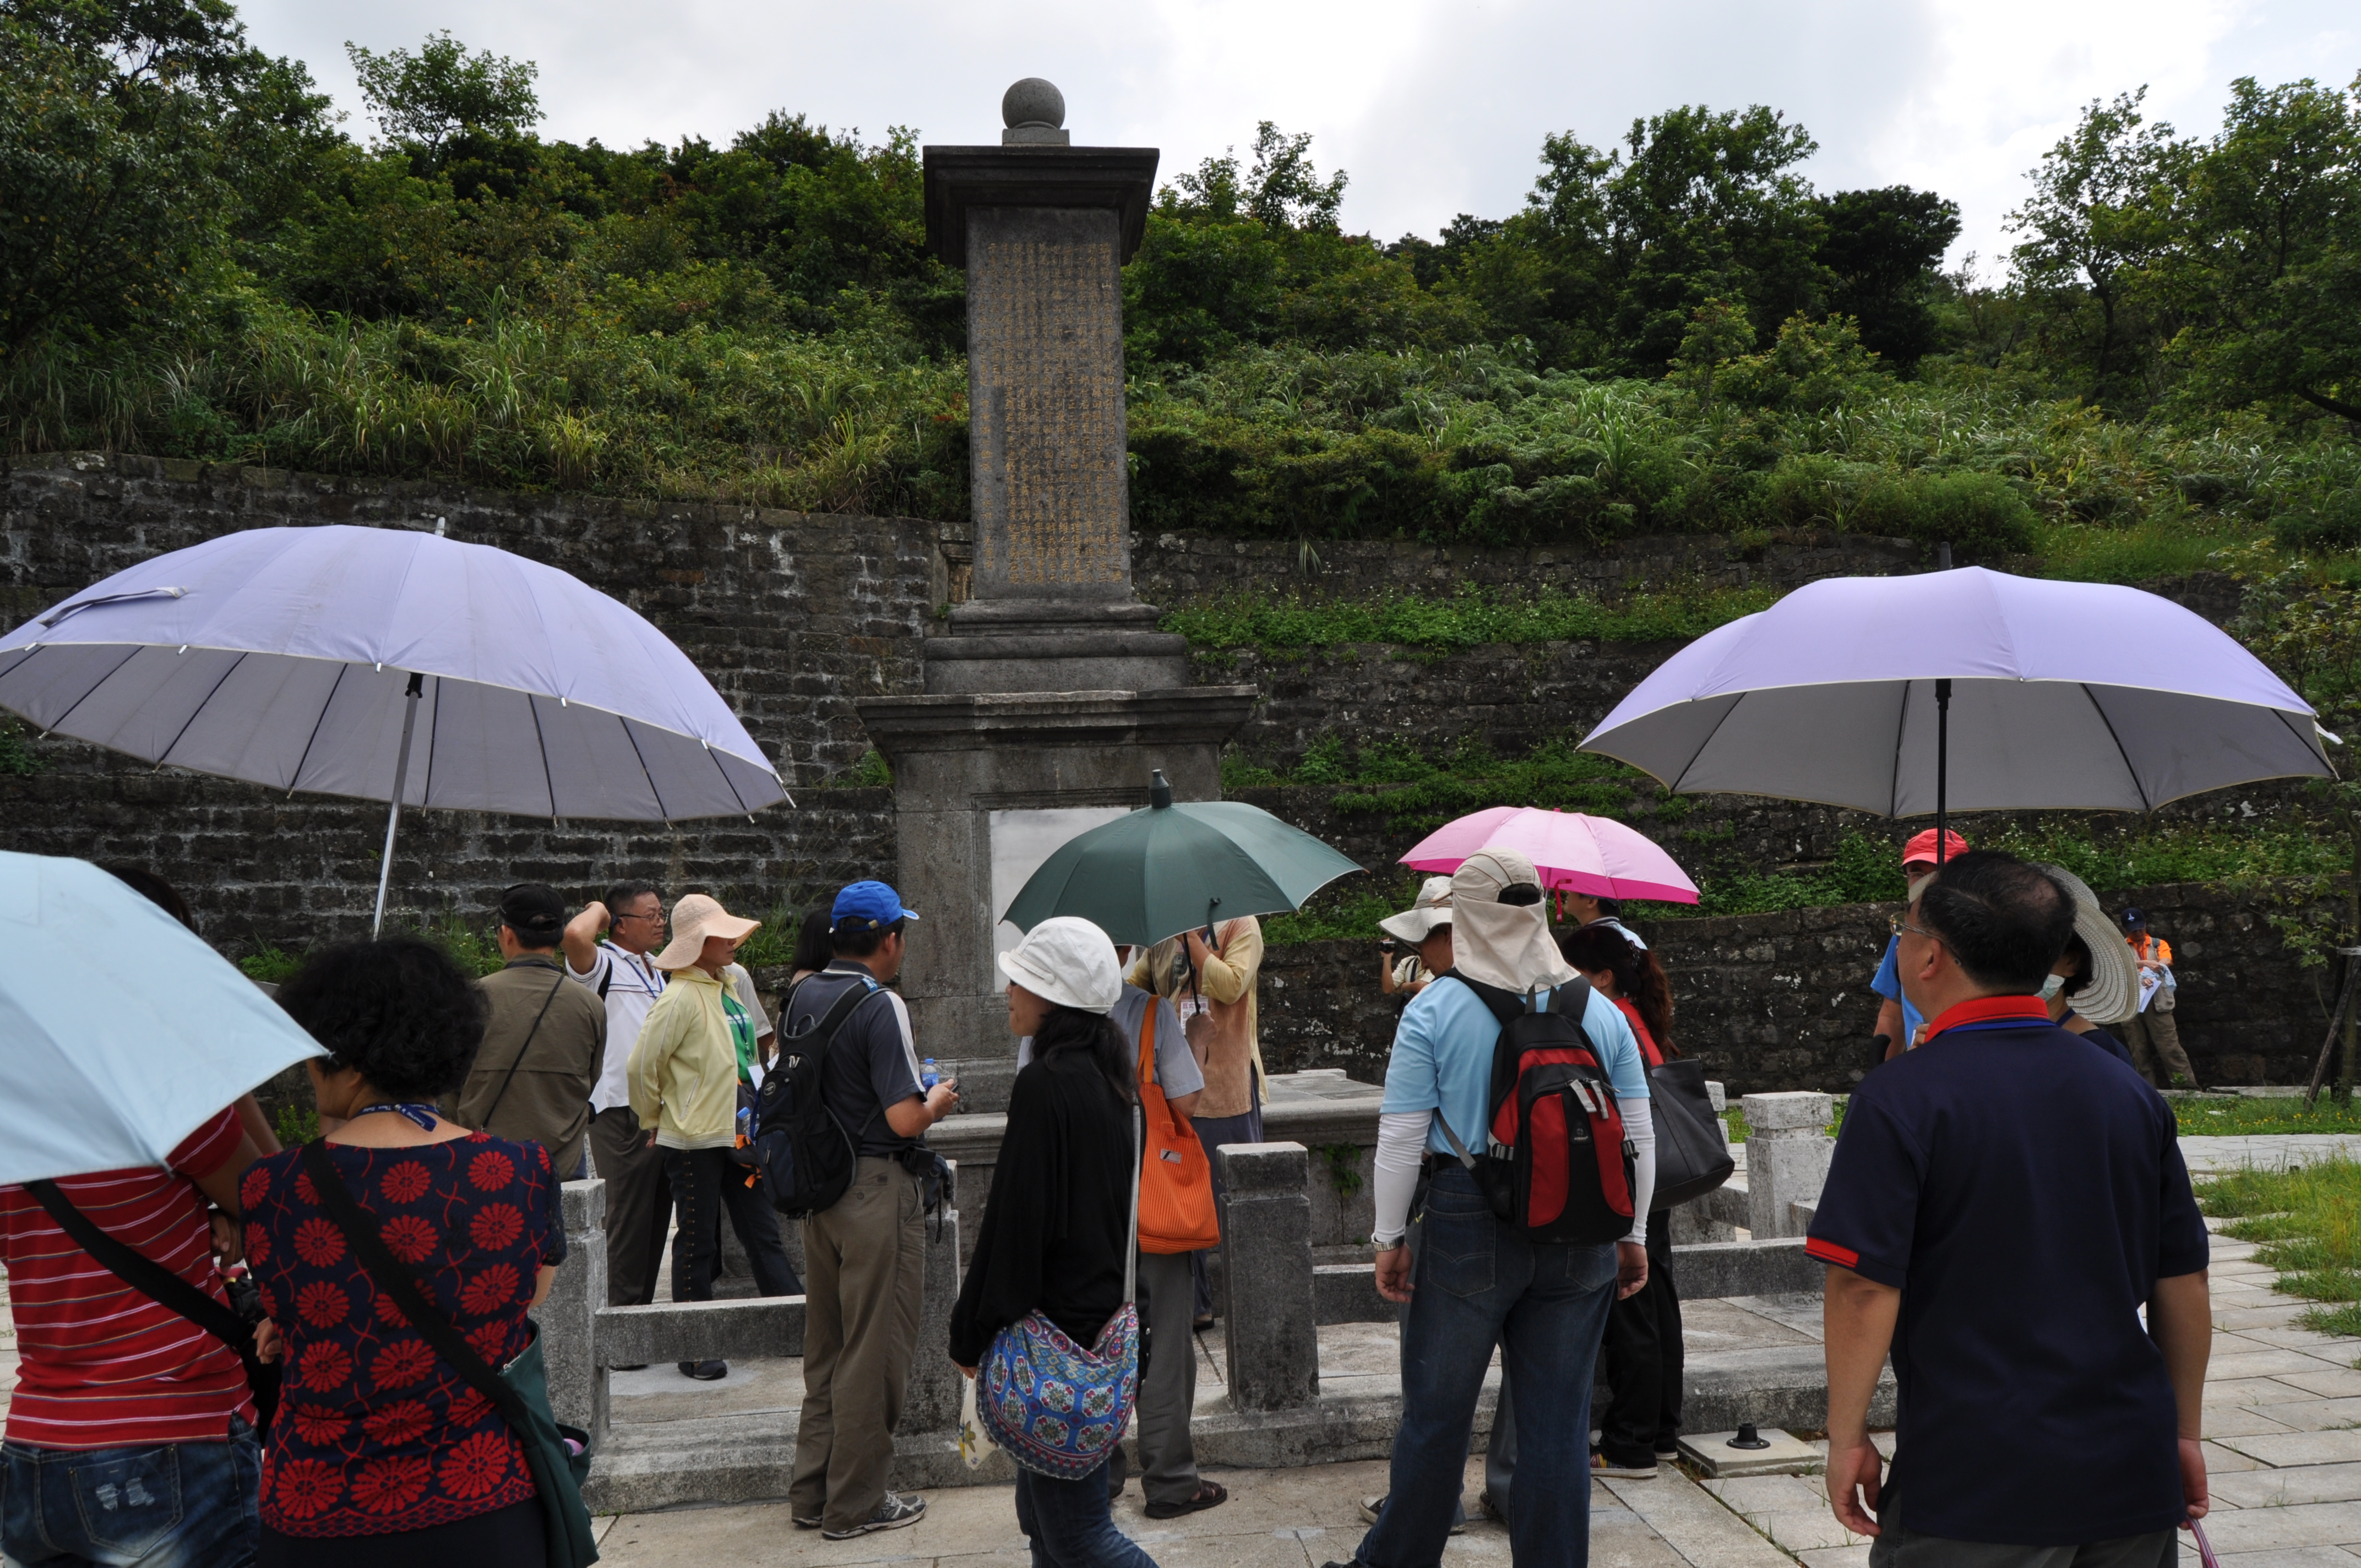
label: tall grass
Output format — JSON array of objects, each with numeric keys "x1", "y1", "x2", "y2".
[{"x1": 2200, "y1": 1157, "x2": 2361, "y2": 1337}]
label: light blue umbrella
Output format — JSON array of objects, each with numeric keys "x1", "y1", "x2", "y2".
[{"x1": 0, "y1": 852, "x2": 325, "y2": 1184}]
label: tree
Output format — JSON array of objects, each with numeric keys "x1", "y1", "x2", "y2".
[
  {"x1": 2006, "y1": 89, "x2": 2186, "y2": 394},
  {"x1": 1815, "y1": 186, "x2": 1960, "y2": 370},
  {"x1": 0, "y1": 0, "x2": 330, "y2": 352},
  {"x1": 2155, "y1": 74, "x2": 2361, "y2": 421},
  {"x1": 346, "y1": 30, "x2": 538, "y2": 157}
]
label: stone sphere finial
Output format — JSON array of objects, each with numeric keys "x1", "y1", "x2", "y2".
[{"x1": 1001, "y1": 79, "x2": 1070, "y2": 144}]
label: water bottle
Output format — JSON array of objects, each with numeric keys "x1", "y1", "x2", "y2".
[
  {"x1": 736, "y1": 1103, "x2": 754, "y2": 1145},
  {"x1": 922, "y1": 1058, "x2": 940, "y2": 1091}
]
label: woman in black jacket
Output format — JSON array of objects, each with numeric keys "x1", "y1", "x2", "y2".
[{"x1": 950, "y1": 917, "x2": 1157, "y2": 1568}]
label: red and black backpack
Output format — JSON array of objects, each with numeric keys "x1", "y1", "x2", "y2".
[{"x1": 1433, "y1": 972, "x2": 1638, "y2": 1245}]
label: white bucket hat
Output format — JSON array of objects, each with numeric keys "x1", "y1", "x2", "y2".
[
  {"x1": 652, "y1": 892, "x2": 760, "y2": 971},
  {"x1": 1379, "y1": 875, "x2": 1454, "y2": 943},
  {"x1": 2037, "y1": 864, "x2": 2141, "y2": 1026},
  {"x1": 997, "y1": 916, "x2": 1122, "y2": 1015}
]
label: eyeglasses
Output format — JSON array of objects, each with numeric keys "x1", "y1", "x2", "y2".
[
  {"x1": 1889, "y1": 913, "x2": 1941, "y2": 942},
  {"x1": 614, "y1": 910, "x2": 667, "y2": 925}
]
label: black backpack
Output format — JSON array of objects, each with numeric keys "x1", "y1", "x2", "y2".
[
  {"x1": 1433, "y1": 972, "x2": 1638, "y2": 1245},
  {"x1": 750, "y1": 974, "x2": 879, "y2": 1218}
]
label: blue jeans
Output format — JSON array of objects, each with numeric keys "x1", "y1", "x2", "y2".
[
  {"x1": 1, "y1": 1419, "x2": 259, "y2": 1568},
  {"x1": 1353, "y1": 1168, "x2": 1619, "y2": 1568},
  {"x1": 1013, "y1": 1457, "x2": 1158, "y2": 1568}
]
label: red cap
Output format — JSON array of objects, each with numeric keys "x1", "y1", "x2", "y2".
[{"x1": 1902, "y1": 829, "x2": 1970, "y2": 867}]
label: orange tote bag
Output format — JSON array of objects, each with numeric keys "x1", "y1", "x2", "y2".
[{"x1": 1135, "y1": 1003, "x2": 1221, "y2": 1253}]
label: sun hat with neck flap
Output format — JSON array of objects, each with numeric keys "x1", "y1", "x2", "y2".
[
  {"x1": 998, "y1": 917, "x2": 1122, "y2": 1015},
  {"x1": 1451, "y1": 848, "x2": 1577, "y2": 992},
  {"x1": 651, "y1": 892, "x2": 759, "y2": 971}
]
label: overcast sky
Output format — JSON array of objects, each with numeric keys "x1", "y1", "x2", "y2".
[{"x1": 240, "y1": 0, "x2": 2357, "y2": 273}]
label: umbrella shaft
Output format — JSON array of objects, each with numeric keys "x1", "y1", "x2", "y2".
[
  {"x1": 372, "y1": 676, "x2": 426, "y2": 939},
  {"x1": 1935, "y1": 679, "x2": 1951, "y2": 865}
]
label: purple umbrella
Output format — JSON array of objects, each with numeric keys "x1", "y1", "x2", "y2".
[
  {"x1": 0, "y1": 525, "x2": 790, "y2": 931},
  {"x1": 1579, "y1": 568, "x2": 2331, "y2": 853}
]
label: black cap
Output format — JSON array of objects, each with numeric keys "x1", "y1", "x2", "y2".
[
  {"x1": 2120, "y1": 907, "x2": 2146, "y2": 928},
  {"x1": 500, "y1": 882, "x2": 567, "y2": 942}
]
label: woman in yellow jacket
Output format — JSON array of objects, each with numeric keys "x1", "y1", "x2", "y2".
[{"x1": 628, "y1": 892, "x2": 795, "y2": 1379}]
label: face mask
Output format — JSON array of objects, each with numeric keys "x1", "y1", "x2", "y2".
[{"x1": 2039, "y1": 973, "x2": 2067, "y2": 1000}]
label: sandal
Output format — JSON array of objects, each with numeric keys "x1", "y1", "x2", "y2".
[{"x1": 1144, "y1": 1481, "x2": 1229, "y2": 1520}]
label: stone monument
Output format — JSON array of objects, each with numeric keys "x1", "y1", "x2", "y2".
[{"x1": 856, "y1": 82, "x2": 1255, "y2": 1078}]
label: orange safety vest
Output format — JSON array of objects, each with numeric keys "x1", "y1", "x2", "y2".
[{"x1": 2128, "y1": 933, "x2": 2173, "y2": 966}]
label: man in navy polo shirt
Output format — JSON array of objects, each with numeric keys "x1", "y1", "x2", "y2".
[{"x1": 1810, "y1": 851, "x2": 2212, "y2": 1565}]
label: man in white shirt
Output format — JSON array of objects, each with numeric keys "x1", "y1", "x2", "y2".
[{"x1": 564, "y1": 879, "x2": 673, "y2": 1314}]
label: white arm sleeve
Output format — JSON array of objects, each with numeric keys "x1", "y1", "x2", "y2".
[
  {"x1": 1372, "y1": 1109, "x2": 1432, "y2": 1248},
  {"x1": 1620, "y1": 1095, "x2": 1655, "y2": 1247}
]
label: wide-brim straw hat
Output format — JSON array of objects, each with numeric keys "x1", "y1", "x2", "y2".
[
  {"x1": 653, "y1": 892, "x2": 760, "y2": 971},
  {"x1": 1379, "y1": 874, "x2": 1455, "y2": 943},
  {"x1": 997, "y1": 916, "x2": 1122, "y2": 1014},
  {"x1": 2038, "y1": 864, "x2": 2140, "y2": 1026}
]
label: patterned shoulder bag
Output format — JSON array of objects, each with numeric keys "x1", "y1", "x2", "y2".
[{"x1": 976, "y1": 1102, "x2": 1144, "y2": 1479}]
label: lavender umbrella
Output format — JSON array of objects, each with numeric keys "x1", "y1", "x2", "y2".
[
  {"x1": 1579, "y1": 568, "x2": 2331, "y2": 850},
  {"x1": 0, "y1": 525, "x2": 790, "y2": 931}
]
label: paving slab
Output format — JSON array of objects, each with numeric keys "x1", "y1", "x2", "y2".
[
  {"x1": 2182, "y1": 1499, "x2": 2361, "y2": 1551},
  {"x1": 2200, "y1": 1404, "x2": 2300, "y2": 1438},
  {"x1": 2249, "y1": 1395, "x2": 2361, "y2": 1433},
  {"x1": 2218, "y1": 1428, "x2": 2361, "y2": 1468},
  {"x1": 2211, "y1": 1460, "x2": 2361, "y2": 1508},
  {"x1": 1599, "y1": 1471, "x2": 1797, "y2": 1567},
  {"x1": 2273, "y1": 1368, "x2": 2361, "y2": 1399}
]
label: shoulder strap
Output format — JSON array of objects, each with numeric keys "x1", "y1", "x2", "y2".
[
  {"x1": 22, "y1": 1180, "x2": 255, "y2": 1357},
  {"x1": 1136, "y1": 998, "x2": 1157, "y2": 1091},
  {"x1": 1124, "y1": 1103, "x2": 1143, "y2": 1304},
  {"x1": 480, "y1": 971, "x2": 568, "y2": 1131},
  {"x1": 1438, "y1": 968, "x2": 1525, "y2": 1026},
  {"x1": 798, "y1": 974, "x2": 879, "y2": 1050},
  {"x1": 297, "y1": 1142, "x2": 537, "y2": 1435},
  {"x1": 597, "y1": 956, "x2": 614, "y2": 1001}
]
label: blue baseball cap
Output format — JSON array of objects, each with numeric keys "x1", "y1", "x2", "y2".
[{"x1": 833, "y1": 880, "x2": 920, "y2": 932}]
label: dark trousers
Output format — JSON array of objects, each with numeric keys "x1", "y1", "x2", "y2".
[
  {"x1": 1596, "y1": 1225, "x2": 1682, "y2": 1464},
  {"x1": 590, "y1": 1106, "x2": 674, "y2": 1308},
  {"x1": 260, "y1": 1499, "x2": 545, "y2": 1568},
  {"x1": 665, "y1": 1146, "x2": 799, "y2": 1303},
  {"x1": 1014, "y1": 1457, "x2": 1158, "y2": 1568},
  {"x1": 1190, "y1": 1082, "x2": 1263, "y2": 1319}
]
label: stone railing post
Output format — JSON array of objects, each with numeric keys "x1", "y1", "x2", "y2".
[
  {"x1": 900, "y1": 1166, "x2": 964, "y2": 1434},
  {"x1": 1216, "y1": 1142, "x2": 1318, "y2": 1411},
  {"x1": 548, "y1": 1178, "x2": 608, "y2": 1442},
  {"x1": 1742, "y1": 1092, "x2": 1833, "y2": 1240}
]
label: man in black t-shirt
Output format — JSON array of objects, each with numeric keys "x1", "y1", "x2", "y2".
[
  {"x1": 784, "y1": 881, "x2": 960, "y2": 1540},
  {"x1": 1810, "y1": 852, "x2": 2212, "y2": 1561}
]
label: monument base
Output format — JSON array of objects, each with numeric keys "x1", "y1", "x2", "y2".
[
  {"x1": 926, "y1": 600, "x2": 1191, "y2": 693},
  {"x1": 856, "y1": 685, "x2": 1256, "y2": 1062}
]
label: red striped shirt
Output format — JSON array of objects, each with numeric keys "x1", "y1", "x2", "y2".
[{"x1": 0, "y1": 1109, "x2": 255, "y2": 1448}]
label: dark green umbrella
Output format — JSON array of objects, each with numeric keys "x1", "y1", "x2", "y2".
[{"x1": 1002, "y1": 771, "x2": 1365, "y2": 946}]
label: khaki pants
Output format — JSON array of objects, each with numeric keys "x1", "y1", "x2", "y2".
[
  {"x1": 589, "y1": 1106, "x2": 673, "y2": 1309},
  {"x1": 791, "y1": 1157, "x2": 926, "y2": 1531},
  {"x1": 2120, "y1": 1008, "x2": 2199, "y2": 1090}
]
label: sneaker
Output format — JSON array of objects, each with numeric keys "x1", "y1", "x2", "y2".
[
  {"x1": 1477, "y1": 1488, "x2": 1505, "y2": 1522},
  {"x1": 1591, "y1": 1452, "x2": 1658, "y2": 1479},
  {"x1": 823, "y1": 1492, "x2": 926, "y2": 1539},
  {"x1": 678, "y1": 1359, "x2": 728, "y2": 1381},
  {"x1": 1358, "y1": 1496, "x2": 1465, "y2": 1534},
  {"x1": 792, "y1": 1512, "x2": 822, "y2": 1529}
]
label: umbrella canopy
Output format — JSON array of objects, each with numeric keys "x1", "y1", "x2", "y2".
[
  {"x1": 1002, "y1": 774, "x2": 1364, "y2": 946},
  {"x1": 1401, "y1": 807, "x2": 1699, "y2": 904},
  {"x1": 1580, "y1": 567, "x2": 2331, "y2": 816},
  {"x1": 0, "y1": 525, "x2": 787, "y2": 822},
  {"x1": 0, "y1": 853, "x2": 325, "y2": 1185}
]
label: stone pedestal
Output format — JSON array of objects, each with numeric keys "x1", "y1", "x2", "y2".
[
  {"x1": 901, "y1": 1186, "x2": 966, "y2": 1434},
  {"x1": 1742, "y1": 1091, "x2": 1834, "y2": 1239},
  {"x1": 550, "y1": 1178, "x2": 609, "y2": 1440},
  {"x1": 1215, "y1": 1142, "x2": 1319, "y2": 1412}
]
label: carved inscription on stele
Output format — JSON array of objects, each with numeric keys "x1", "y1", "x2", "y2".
[{"x1": 970, "y1": 214, "x2": 1127, "y2": 591}]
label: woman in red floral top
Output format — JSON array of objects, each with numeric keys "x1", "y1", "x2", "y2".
[{"x1": 247, "y1": 937, "x2": 565, "y2": 1567}]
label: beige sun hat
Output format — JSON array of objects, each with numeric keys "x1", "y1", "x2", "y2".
[
  {"x1": 2038, "y1": 864, "x2": 2140, "y2": 1026},
  {"x1": 1451, "y1": 848, "x2": 1578, "y2": 992},
  {"x1": 652, "y1": 892, "x2": 760, "y2": 971},
  {"x1": 1379, "y1": 875, "x2": 1455, "y2": 943},
  {"x1": 997, "y1": 916, "x2": 1122, "y2": 1014}
]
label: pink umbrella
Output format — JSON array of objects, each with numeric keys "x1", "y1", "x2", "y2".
[{"x1": 1400, "y1": 807, "x2": 1700, "y2": 905}]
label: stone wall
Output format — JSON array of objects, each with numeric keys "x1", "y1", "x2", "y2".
[{"x1": 1253, "y1": 879, "x2": 2346, "y2": 1095}]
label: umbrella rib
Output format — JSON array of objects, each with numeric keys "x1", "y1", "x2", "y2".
[
  {"x1": 284, "y1": 662, "x2": 350, "y2": 794},
  {"x1": 37, "y1": 644, "x2": 145, "y2": 737},
  {"x1": 420, "y1": 676, "x2": 442, "y2": 808},
  {"x1": 1664, "y1": 699, "x2": 1734, "y2": 796},
  {"x1": 619, "y1": 717, "x2": 672, "y2": 823},
  {"x1": 709, "y1": 742, "x2": 754, "y2": 818},
  {"x1": 2082, "y1": 683, "x2": 2153, "y2": 812},
  {"x1": 1889, "y1": 679, "x2": 1911, "y2": 818},
  {"x1": 152, "y1": 651, "x2": 249, "y2": 768}
]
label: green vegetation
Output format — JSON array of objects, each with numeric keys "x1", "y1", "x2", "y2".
[
  {"x1": 2178, "y1": 1096, "x2": 2361, "y2": 1136},
  {"x1": 2199, "y1": 1158, "x2": 2361, "y2": 1338},
  {"x1": 1169, "y1": 581, "x2": 1777, "y2": 656},
  {"x1": 236, "y1": 945, "x2": 304, "y2": 983},
  {"x1": 4, "y1": 4, "x2": 2352, "y2": 568},
  {"x1": 273, "y1": 1102, "x2": 319, "y2": 1145},
  {"x1": 0, "y1": 718, "x2": 42, "y2": 775}
]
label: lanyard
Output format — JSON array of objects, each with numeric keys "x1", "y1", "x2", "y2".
[{"x1": 351, "y1": 1102, "x2": 441, "y2": 1131}]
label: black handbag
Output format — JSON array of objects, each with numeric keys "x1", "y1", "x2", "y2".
[
  {"x1": 300, "y1": 1142, "x2": 599, "y2": 1568},
  {"x1": 23, "y1": 1180, "x2": 280, "y2": 1436},
  {"x1": 1645, "y1": 1058, "x2": 1737, "y2": 1211}
]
